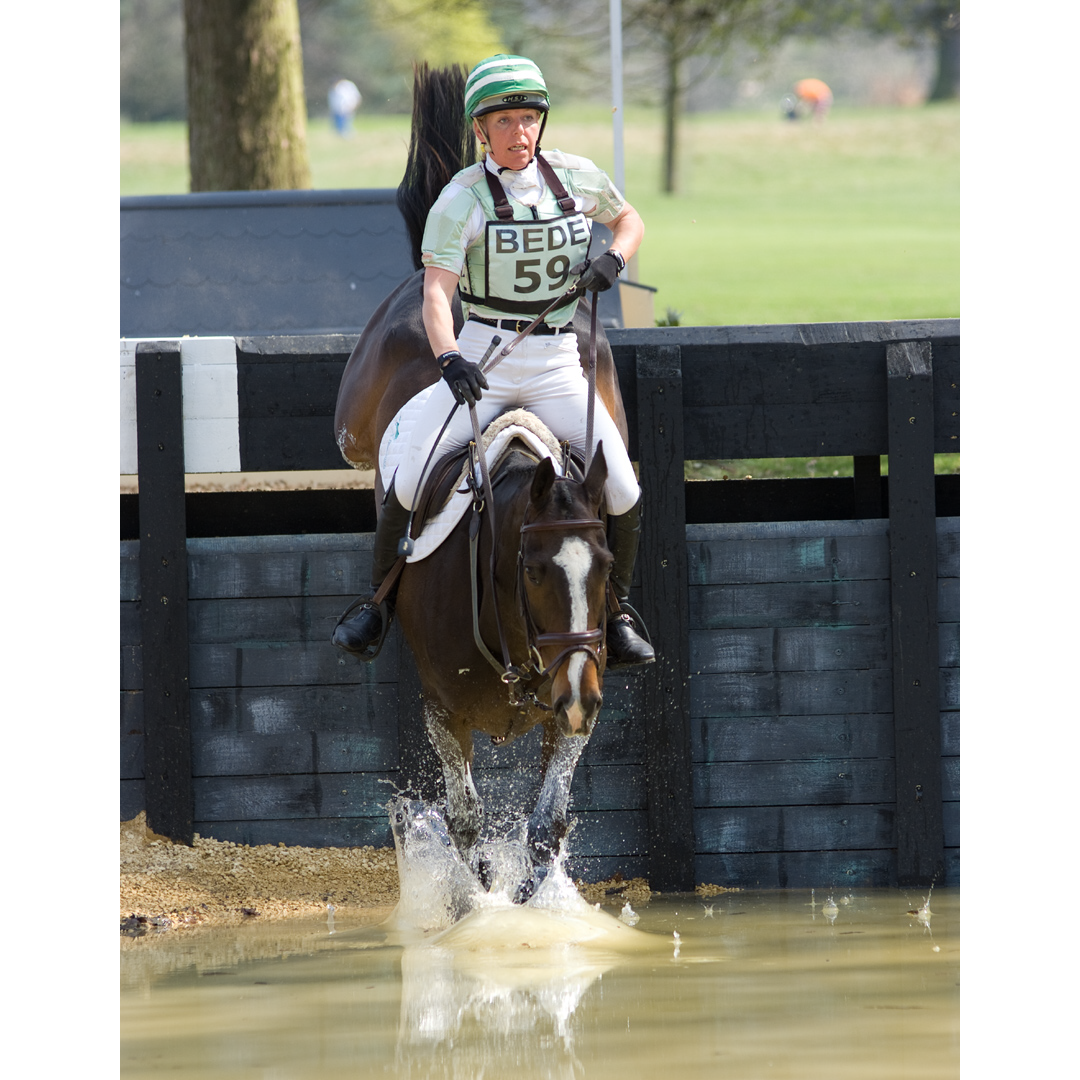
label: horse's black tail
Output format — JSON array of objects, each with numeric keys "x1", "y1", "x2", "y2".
[{"x1": 396, "y1": 62, "x2": 477, "y2": 271}]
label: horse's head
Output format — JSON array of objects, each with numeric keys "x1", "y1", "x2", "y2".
[{"x1": 519, "y1": 445, "x2": 611, "y2": 737}]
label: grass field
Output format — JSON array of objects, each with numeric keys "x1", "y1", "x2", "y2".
[{"x1": 120, "y1": 105, "x2": 959, "y2": 478}]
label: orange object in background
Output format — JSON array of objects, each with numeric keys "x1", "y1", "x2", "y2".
[{"x1": 794, "y1": 78, "x2": 833, "y2": 118}]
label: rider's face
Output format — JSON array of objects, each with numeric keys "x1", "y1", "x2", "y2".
[{"x1": 476, "y1": 108, "x2": 541, "y2": 171}]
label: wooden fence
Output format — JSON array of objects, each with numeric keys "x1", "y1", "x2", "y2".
[{"x1": 120, "y1": 318, "x2": 959, "y2": 890}]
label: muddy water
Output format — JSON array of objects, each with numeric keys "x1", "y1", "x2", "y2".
[{"x1": 121, "y1": 887, "x2": 958, "y2": 1079}]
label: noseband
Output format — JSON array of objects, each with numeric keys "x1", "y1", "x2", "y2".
[{"x1": 518, "y1": 515, "x2": 608, "y2": 684}]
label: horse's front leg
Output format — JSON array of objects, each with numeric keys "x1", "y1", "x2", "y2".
[
  {"x1": 527, "y1": 723, "x2": 590, "y2": 866},
  {"x1": 423, "y1": 700, "x2": 483, "y2": 851}
]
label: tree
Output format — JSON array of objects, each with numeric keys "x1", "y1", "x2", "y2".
[
  {"x1": 121, "y1": 0, "x2": 187, "y2": 121},
  {"x1": 527, "y1": 0, "x2": 809, "y2": 194},
  {"x1": 184, "y1": 0, "x2": 312, "y2": 191},
  {"x1": 625, "y1": 1, "x2": 768, "y2": 193},
  {"x1": 795, "y1": 1, "x2": 959, "y2": 101},
  {"x1": 875, "y1": 2, "x2": 959, "y2": 101}
]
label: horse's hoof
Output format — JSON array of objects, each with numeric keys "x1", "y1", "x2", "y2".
[{"x1": 513, "y1": 864, "x2": 547, "y2": 905}]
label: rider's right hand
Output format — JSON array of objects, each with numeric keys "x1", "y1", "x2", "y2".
[{"x1": 438, "y1": 350, "x2": 488, "y2": 407}]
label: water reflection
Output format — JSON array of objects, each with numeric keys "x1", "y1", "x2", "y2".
[{"x1": 121, "y1": 888, "x2": 959, "y2": 1079}]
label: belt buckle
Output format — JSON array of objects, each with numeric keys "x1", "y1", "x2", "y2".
[{"x1": 515, "y1": 320, "x2": 527, "y2": 333}]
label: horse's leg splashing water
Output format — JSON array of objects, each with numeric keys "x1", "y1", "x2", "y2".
[{"x1": 422, "y1": 700, "x2": 483, "y2": 851}]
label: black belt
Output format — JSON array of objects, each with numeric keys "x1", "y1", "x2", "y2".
[{"x1": 468, "y1": 315, "x2": 567, "y2": 335}]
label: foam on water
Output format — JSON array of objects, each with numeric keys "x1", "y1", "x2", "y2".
[{"x1": 385, "y1": 796, "x2": 658, "y2": 952}]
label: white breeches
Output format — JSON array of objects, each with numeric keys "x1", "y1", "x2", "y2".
[{"x1": 393, "y1": 319, "x2": 640, "y2": 516}]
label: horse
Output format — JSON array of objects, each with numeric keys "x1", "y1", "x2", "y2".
[{"x1": 332, "y1": 64, "x2": 630, "y2": 880}]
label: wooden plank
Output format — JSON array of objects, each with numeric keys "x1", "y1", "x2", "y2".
[
  {"x1": 470, "y1": 764, "x2": 647, "y2": 812},
  {"x1": 121, "y1": 690, "x2": 143, "y2": 735},
  {"x1": 136, "y1": 342, "x2": 194, "y2": 844},
  {"x1": 689, "y1": 669, "x2": 894, "y2": 719},
  {"x1": 187, "y1": 640, "x2": 398, "y2": 688},
  {"x1": 692, "y1": 713, "x2": 895, "y2": 763},
  {"x1": 121, "y1": 645, "x2": 143, "y2": 691},
  {"x1": 942, "y1": 758, "x2": 959, "y2": 802},
  {"x1": 943, "y1": 801, "x2": 959, "y2": 847},
  {"x1": 689, "y1": 579, "x2": 890, "y2": 630},
  {"x1": 937, "y1": 517, "x2": 960, "y2": 577},
  {"x1": 636, "y1": 343, "x2": 695, "y2": 890},
  {"x1": 693, "y1": 759, "x2": 895, "y2": 807},
  {"x1": 887, "y1": 339, "x2": 945, "y2": 886},
  {"x1": 120, "y1": 601, "x2": 141, "y2": 646},
  {"x1": 694, "y1": 849, "x2": 896, "y2": 889},
  {"x1": 193, "y1": 772, "x2": 392, "y2": 821},
  {"x1": 121, "y1": 541, "x2": 140, "y2": 601},
  {"x1": 121, "y1": 780, "x2": 146, "y2": 821},
  {"x1": 687, "y1": 529, "x2": 890, "y2": 586},
  {"x1": 560, "y1": 811, "x2": 648, "y2": 857},
  {"x1": 941, "y1": 712, "x2": 959, "y2": 756},
  {"x1": 187, "y1": 595, "x2": 368, "y2": 644},
  {"x1": 694, "y1": 804, "x2": 895, "y2": 853},
  {"x1": 121, "y1": 735, "x2": 145, "y2": 780},
  {"x1": 188, "y1": 540, "x2": 373, "y2": 600},
  {"x1": 189, "y1": 730, "x2": 399, "y2": 777},
  {"x1": 565, "y1": 854, "x2": 650, "y2": 883},
  {"x1": 240, "y1": 416, "x2": 352, "y2": 472},
  {"x1": 939, "y1": 624, "x2": 959, "y2": 667},
  {"x1": 689, "y1": 625, "x2": 891, "y2": 675},
  {"x1": 190, "y1": 685, "x2": 397, "y2": 735},
  {"x1": 939, "y1": 578, "x2": 959, "y2": 622}
]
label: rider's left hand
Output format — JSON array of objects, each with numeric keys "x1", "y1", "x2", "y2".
[{"x1": 575, "y1": 251, "x2": 622, "y2": 293}]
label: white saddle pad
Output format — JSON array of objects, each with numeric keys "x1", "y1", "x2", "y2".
[{"x1": 378, "y1": 402, "x2": 565, "y2": 563}]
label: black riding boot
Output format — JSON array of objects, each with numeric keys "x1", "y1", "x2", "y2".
[
  {"x1": 606, "y1": 496, "x2": 656, "y2": 667},
  {"x1": 332, "y1": 487, "x2": 411, "y2": 657}
]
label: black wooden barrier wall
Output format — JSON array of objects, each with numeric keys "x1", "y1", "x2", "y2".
[{"x1": 121, "y1": 320, "x2": 959, "y2": 889}]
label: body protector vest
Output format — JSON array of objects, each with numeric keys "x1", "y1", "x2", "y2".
[{"x1": 458, "y1": 154, "x2": 592, "y2": 327}]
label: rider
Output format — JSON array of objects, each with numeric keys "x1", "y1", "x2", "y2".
[{"x1": 333, "y1": 54, "x2": 654, "y2": 668}]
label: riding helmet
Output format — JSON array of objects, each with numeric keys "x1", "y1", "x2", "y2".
[{"x1": 464, "y1": 55, "x2": 549, "y2": 119}]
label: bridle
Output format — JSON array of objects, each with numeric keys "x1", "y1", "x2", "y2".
[{"x1": 517, "y1": 513, "x2": 608, "y2": 686}]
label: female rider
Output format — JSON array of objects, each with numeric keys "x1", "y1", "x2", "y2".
[{"x1": 334, "y1": 55, "x2": 653, "y2": 667}]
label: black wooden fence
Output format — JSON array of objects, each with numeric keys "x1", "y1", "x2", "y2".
[{"x1": 120, "y1": 318, "x2": 959, "y2": 890}]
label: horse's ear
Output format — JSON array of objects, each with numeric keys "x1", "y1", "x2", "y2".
[
  {"x1": 583, "y1": 441, "x2": 608, "y2": 509},
  {"x1": 531, "y1": 456, "x2": 557, "y2": 505}
]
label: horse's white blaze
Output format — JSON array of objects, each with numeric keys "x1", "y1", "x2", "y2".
[{"x1": 553, "y1": 536, "x2": 592, "y2": 728}]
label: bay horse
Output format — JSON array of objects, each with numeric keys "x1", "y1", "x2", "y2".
[{"x1": 333, "y1": 64, "x2": 630, "y2": 880}]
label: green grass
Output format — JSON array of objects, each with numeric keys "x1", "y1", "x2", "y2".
[
  {"x1": 121, "y1": 104, "x2": 958, "y2": 327},
  {"x1": 121, "y1": 107, "x2": 959, "y2": 480},
  {"x1": 687, "y1": 453, "x2": 959, "y2": 480}
]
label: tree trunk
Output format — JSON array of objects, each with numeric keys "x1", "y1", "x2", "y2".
[
  {"x1": 662, "y1": 41, "x2": 681, "y2": 194},
  {"x1": 183, "y1": 0, "x2": 312, "y2": 191},
  {"x1": 928, "y1": 19, "x2": 960, "y2": 102}
]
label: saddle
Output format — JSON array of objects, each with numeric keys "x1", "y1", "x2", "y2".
[{"x1": 387, "y1": 408, "x2": 575, "y2": 563}]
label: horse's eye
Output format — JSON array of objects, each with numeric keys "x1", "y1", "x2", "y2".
[{"x1": 524, "y1": 564, "x2": 543, "y2": 586}]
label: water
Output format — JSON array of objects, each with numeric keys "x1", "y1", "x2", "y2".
[
  {"x1": 123, "y1": 799, "x2": 957, "y2": 1077},
  {"x1": 122, "y1": 885, "x2": 958, "y2": 1078}
]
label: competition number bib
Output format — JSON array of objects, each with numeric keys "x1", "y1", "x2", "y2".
[{"x1": 484, "y1": 212, "x2": 592, "y2": 308}]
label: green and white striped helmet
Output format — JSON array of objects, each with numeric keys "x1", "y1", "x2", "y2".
[{"x1": 464, "y1": 55, "x2": 549, "y2": 119}]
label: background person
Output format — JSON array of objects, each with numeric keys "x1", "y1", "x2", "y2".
[
  {"x1": 794, "y1": 78, "x2": 833, "y2": 121},
  {"x1": 328, "y1": 78, "x2": 362, "y2": 136}
]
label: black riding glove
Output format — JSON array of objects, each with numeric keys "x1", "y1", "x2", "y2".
[
  {"x1": 575, "y1": 251, "x2": 622, "y2": 294},
  {"x1": 438, "y1": 350, "x2": 488, "y2": 407}
]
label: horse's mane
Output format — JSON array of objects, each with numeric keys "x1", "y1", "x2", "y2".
[{"x1": 396, "y1": 62, "x2": 477, "y2": 271}]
